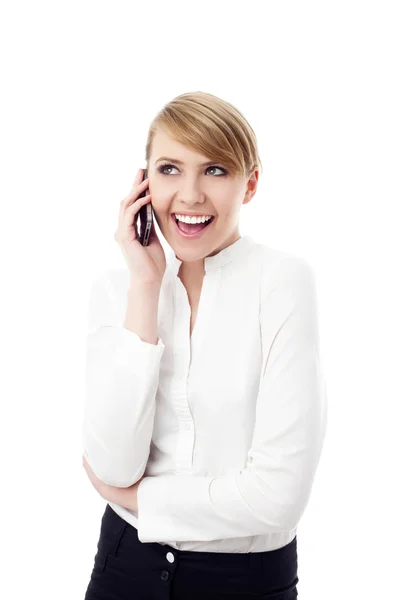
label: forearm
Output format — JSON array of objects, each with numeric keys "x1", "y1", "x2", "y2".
[
  {"x1": 83, "y1": 276, "x2": 165, "y2": 487},
  {"x1": 124, "y1": 281, "x2": 161, "y2": 345},
  {"x1": 102, "y1": 483, "x2": 137, "y2": 511},
  {"x1": 83, "y1": 454, "x2": 140, "y2": 511}
]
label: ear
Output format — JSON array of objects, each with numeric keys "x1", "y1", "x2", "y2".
[{"x1": 244, "y1": 168, "x2": 259, "y2": 204}]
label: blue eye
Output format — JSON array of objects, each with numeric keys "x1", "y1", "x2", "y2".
[{"x1": 157, "y1": 163, "x2": 227, "y2": 176}]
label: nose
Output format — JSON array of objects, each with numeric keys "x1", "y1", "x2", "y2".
[{"x1": 175, "y1": 176, "x2": 206, "y2": 205}]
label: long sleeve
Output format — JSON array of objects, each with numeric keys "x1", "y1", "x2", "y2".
[
  {"x1": 82, "y1": 270, "x2": 165, "y2": 487},
  {"x1": 137, "y1": 257, "x2": 328, "y2": 543}
]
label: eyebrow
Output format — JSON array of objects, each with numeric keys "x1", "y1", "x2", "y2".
[{"x1": 155, "y1": 157, "x2": 218, "y2": 166}]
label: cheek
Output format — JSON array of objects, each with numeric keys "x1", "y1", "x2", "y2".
[
  {"x1": 148, "y1": 187, "x2": 169, "y2": 206},
  {"x1": 150, "y1": 201, "x2": 168, "y2": 218},
  {"x1": 215, "y1": 196, "x2": 240, "y2": 216}
]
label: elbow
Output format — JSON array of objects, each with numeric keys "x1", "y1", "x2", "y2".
[
  {"x1": 250, "y1": 464, "x2": 319, "y2": 533},
  {"x1": 82, "y1": 422, "x2": 148, "y2": 487},
  {"x1": 266, "y1": 490, "x2": 312, "y2": 533},
  {"x1": 278, "y1": 502, "x2": 306, "y2": 532},
  {"x1": 102, "y1": 467, "x2": 146, "y2": 488},
  {"x1": 277, "y1": 468, "x2": 323, "y2": 531},
  {"x1": 83, "y1": 448, "x2": 147, "y2": 487}
]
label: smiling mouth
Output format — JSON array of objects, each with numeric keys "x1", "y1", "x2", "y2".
[{"x1": 171, "y1": 214, "x2": 215, "y2": 237}]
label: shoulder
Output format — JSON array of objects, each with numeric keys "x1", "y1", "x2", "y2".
[{"x1": 249, "y1": 241, "x2": 316, "y2": 301}]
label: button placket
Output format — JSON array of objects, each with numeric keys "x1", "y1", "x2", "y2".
[
  {"x1": 160, "y1": 569, "x2": 170, "y2": 581},
  {"x1": 160, "y1": 550, "x2": 176, "y2": 583}
]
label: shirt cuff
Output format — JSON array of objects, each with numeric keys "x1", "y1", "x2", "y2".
[
  {"x1": 137, "y1": 474, "x2": 214, "y2": 543},
  {"x1": 114, "y1": 327, "x2": 165, "y2": 367}
]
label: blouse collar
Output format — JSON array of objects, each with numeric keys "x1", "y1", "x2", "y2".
[{"x1": 166, "y1": 235, "x2": 254, "y2": 277}]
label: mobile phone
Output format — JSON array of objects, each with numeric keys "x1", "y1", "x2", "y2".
[{"x1": 136, "y1": 168, "x2": 153, "y2": 246}]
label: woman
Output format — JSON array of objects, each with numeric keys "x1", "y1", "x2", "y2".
[{"x1": 82, "y1": 91, "x2": 327, "y2": 599}]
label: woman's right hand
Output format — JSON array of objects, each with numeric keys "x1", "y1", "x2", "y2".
[{"x1": 114, "y1": 169, "x2": 167, "y2": 285}]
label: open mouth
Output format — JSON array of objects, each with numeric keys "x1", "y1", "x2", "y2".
[{"x1": 171, "y1": 214, "x2": 215, "y2": 239}]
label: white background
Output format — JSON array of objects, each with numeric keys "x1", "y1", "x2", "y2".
[{"x1": 1, "y1": 1, "x2": 399, "y2": 598}]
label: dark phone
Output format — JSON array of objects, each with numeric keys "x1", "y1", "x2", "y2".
[{"x1": 136, "y1": 168, "x2": 153, "y2": 246}]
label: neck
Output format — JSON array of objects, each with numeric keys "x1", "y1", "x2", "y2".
[
  {"x1": 178, "y1": 259, "x2": 205, "y2": 288},
  {"x1": 176, "y1": 228, "x2": 242, "y2": 286}
]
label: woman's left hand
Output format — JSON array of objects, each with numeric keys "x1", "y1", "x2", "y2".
[{"x1": 82, "y1": 454, "x2": 142, "y2": 512}]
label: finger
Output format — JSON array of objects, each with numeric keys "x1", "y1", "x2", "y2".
[
  {"x1": 134, "y1": 168, "x2": 145, "y2": 184},
  {"x1": 118, "y1": 194, "x2": 150, "y2": 239},
  {"x1": 117, "y1": 183, "x2": 149, "y2": 232},
  {"x1": 122, "y1": 194, "x2": 151, "y2": 230},
  {"x1": 125, "y1": 192, "x2": 151, "y2": 213},
  {"x1": 131, "y1": 168, "x2": 144, "y2": 188},
  {"x1": 122, "y1": 178, "x2": 149, "y2": 208},
  {"x1": 123, "y1": 193, "x2": 151, "y2": 221}
]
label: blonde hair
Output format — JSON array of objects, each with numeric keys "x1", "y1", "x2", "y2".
[{"x1": 145, "y1": 91, "x2": 263, "y2": 179}]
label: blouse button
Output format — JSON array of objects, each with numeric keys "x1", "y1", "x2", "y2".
[{"x1": 166, "y1": 552, "x2": 175, "y2": 563}]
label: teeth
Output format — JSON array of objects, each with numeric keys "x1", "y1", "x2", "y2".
[{"x1": 175, "y1": 214, "x2": 213, "y2": 224}]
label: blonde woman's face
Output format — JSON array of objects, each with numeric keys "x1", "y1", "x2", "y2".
[{"x1": 147, "y1": 128, "x2": 258, "y2": 263}]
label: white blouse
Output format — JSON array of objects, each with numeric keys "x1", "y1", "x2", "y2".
[{"x1": 82, "y1": 235, "x2": 328, "y2": 552}]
